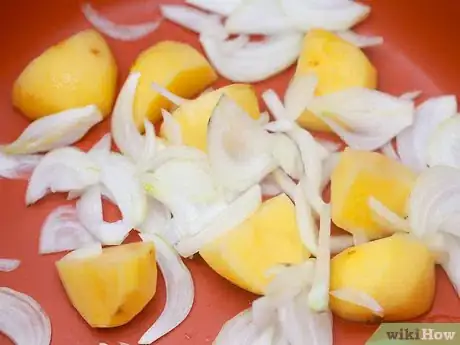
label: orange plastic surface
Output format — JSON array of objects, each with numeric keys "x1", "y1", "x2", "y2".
[{"x1": 1, "y1": 1, "x2": 460, "y2": 344}]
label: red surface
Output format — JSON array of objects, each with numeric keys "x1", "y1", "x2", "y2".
[{"x1": 1, "y1": 1, "x2": 460, "y2": 344}]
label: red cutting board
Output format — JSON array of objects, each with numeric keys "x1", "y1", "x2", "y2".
[{"x1": 1, "y1": 0, "x2": 460, "y2": 344}]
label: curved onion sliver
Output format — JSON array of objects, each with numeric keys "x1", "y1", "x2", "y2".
[
  {"x1": 0, "y1": 259, "x2": 20, "y2": 272},
  {"x1": 330, "y1": 288, "x2": 384, "y2": 316},
  {"x1": 0, "y1": 152, "x2": 41, "y2": 180}
]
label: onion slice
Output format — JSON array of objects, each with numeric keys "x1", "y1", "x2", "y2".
[
  {"x1": 225, "y1": 0, "x2": 295, "y2": 35},
  {"x1": 186, "y1": 0, "x2": 243, "y2": 16},
  {"x1": 208, "y1": 95, "x2": 276, "y2": 194},
  {"x1": 260, "y1": 174, "x2": 283, "y2": 198},
  {"x1": 213, "y1": 309, "x2": 262, "y2": 345},
  {"x1": 39, "y1": 206, "x2": 98, "y2": 254},
  {"x1": 175, "y1": 185, "x2": 262, "y2": 257},
  {"x1": 330, "y1": 288, "x2": 384, "y2": 316},
  {"x1": 320, "y1": 152, "x2": 341, "y2": 191},
  {"x1": 308, "y1": 204, "x2": 332, "y2": 312},
  {"x1": 138, "y1": 199, "x2": 172, "y2": 236},
  {"x1": 161, "y1": 109, "x2": 182, "y2": 146},
  {"x1": 146, "y1": 145, "x2": 207, "y2": 172},
  {"x1": 82, "y1": 3, "x2": 159, "y2": 41},
  {"x1": 0, "y1": 152, "x2": 41, "y2": 179},
  {"x1": 400, "y1": 90, "x2": 422, "y2": 101},
  {"x1": 369, "y1": 197, "x2": 410, "y2": 233},
  {"x1": 271, "y1": 133, "x2": 303, "y2": 180},
  {"x1": 294, "y1": 180, "x2": 318, "y2": 256},
  {"x1": 427, "y1": 116, "x2": 460, "y2": 168},
  {"x1": 397, "y1": 95, "x2": 457, "y2": 171},
  {"x1": 281, "y1": 0, "x2": 370, "y2": 31},
  {"x1": 380, "y1": 141, "x2": 399, "y2": 161},
  {"x1": 0, "y1": 259, "x2": 20, "y2": 272},
  {"x1": 200, "y1": 33, "x2": 303, "y2": 83},
  {"x1": 310, "y1": 88, "x2": 414, "y2": 151},
  {"x1": 330, "y1": 235, "x2": 353, "y2": 254},
  {"x1": 139, "y1": 234, "x2": 194, "y2": 344},
  {"x1": 284, "y1": 74, "x2": 318, "y2": 121},
  {"x1": 26, "y1": 147, "x2": 100, "y2": 205},
  {"x1": 0, "y1": 287, "x2": 51, "y2": 345},
  {"x1": 272, "y1": 169, "x2": 297, "y2": 201},
  {"x1": 337, "y1": 31, "x2": 383, "y2": 48},
  {"x1": 2, "y1": 105, "x2": 102, "y2": 155}
]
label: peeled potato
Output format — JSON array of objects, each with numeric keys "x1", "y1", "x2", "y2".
[
  {"x1": 295, "y1": 29, "x2": 377, "y2": 132},
  {"x1": 162, "y1": 84, "x2": 260, "y2": 151},
  {"x1": 56, "y1": 242, "x2": 157, "y2": 328},
  {"x1": 13, "y1": 29, "x2": 117, "y2": 119},
  {"x1": 330, "y1": 234, "x2": 435, "y2": 322},
  {"x1": 131, "y1": 41, "x2": 218, "y2": 130}
]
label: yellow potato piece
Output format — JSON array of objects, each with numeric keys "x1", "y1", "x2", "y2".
[
  {"x1": 331, "y1": 149, "x2": 417, "y2": 240},
  {"x1": 330, "y1": 234, "x2": 435, "y2": 322},
  {"x1": 200, "y1": 194, "x2": 310, "y2": 295},
  {"x1": 56, "y1": 242, "x2": 157, "y2": 328},
  {"x1": 131, "y1": 41, "x2": 218, "y2": 130},
  {"x1": 13, "y1": 29, "x2": 117, "y2": 119},
  {"x1": 162, "y1": 84, "x2": 260, "y2": 151},
  {"x1": 295, "y1": 29, "x2": 377, "y2": 132}
]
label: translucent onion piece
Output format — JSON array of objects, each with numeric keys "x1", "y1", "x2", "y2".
[
  {"x1": 139, "y1": 234, "x2": 194, "y2": 344},
  {"x1": 138, "y1": 121, "x2": 157, "y2": 173},
  {"x1": 427, "y1": 116, "x2": 460, "y2": 168},
  {"x1": 77, "y1": 186, "x2": 131, "y2": 245},
  {"x1": 39, "y1": 206, "x2": 98, "y2": 254},
  {"x1": 400, "y1": 90, "x2": 422, "y2": 101},
  {"x1": 138, "y1": 198, "x2": 173, "y2": 239},
  {"x1": 175, "y1": 185, "x2": 262, "y2": 257},
  {"x1": 294, "y1": 180, "x2": 318, "y2": 256},
  {"x1": 380, "y1": 141, "x2": 399, "y2": 161},
  {"x1": 272, "y1": 169, "x2": 297, "y2": 201},
  {"x1": 89, "y1": 134, "x2": 112, "y2": 160},
  {"x1": 330, "y1": 288, "x2": 384, "y2": 316},
  {"x1": 100, "y1": 153, "x2": 147, "y2": 228},
  {"x1": 318, "y1": 139, "x2": 342, "y2": 154},
  {"x1": 225, "y1": 0, "x2": 295, "y2": 35},
  {"x1": 0, "y1": 259, "x2": 20, "y2": 272},
  {"x1": 330, "y1": 235, "x2": 353, "y2": 254},
  {"x1": 208, "y1": 95, "x2": 276, "y2": 194},
  {"x1": 200, "y1": 32, "x2": 303, "y2": 82},
  {"x1": 112, "y1": 73, "x2": 153, "y2": 163},
  {"x1": 262, "y1": 89, "x2": 289, "y2": 121},
  {"x1": 2, "y1": 105, "x2": 102, "y2": 155},
  {"x1": 284, "y1": 74, "x2": 318, "y2": 121},
  {"x1": 264, "y1": 120, "x2": 294, "y2": 133},
  {"x1": 147, "y1": 145, "x2": 207, "y2": 171},
  {"x1": 440, "y1": 234, "x2": 460, "y2": 295},
  {"x1": 160, "y1": 5, "x2": 228, "y2": 39},
  {"x1": 151, "y1": 83, "x2": 186, "y2": 107},
  {"x1": 320, "y1": 152, "x2": 341, "y2": 191},
  {"x1": 0, "y1": 287, "x2": 51, "y2": 345},
  {"x1": 186, "y1": 0, "x2": 243, "y2": 16},
  {"x1": 308, "y1": 204, "x2": 331, "y2": 312},
  {"x1": 369, "y1": 197, "x2": 410, "y2": 233},
  {"x1": 161, "y1": 109, "x2": 182, "y2": 146},
  {"x1": 271, "y1": 133, "x2": 303, "y2": 180},
  {"x1": 257, "y1": 112, "x2": 271, "y2": 126},
  {"x1": 337, "y1": 31, "x2": 383, "y2": 48},
  {"x1": 213, "y1": 309, "x2": 261, "y2": 345},
  {"x1": 408, "y1": 166, "x2": 460, "y2": 238},
  {"x1": 64, "y1": 243, "x2": 103, "y2": 260},
  {"x1": 0, "y1": 152, "x2": 41, "y2": 179},
  {"x1": 260, "y1": 174, "x2": 283, "y2": 197},
  {"x1": 26, "y1": 147, "x2": 100, "y2": 205},
  {"x1": 310, "y1": 88, "x2": 414, "y2": 151},
  {"x1": 81, "y1": 3, "x2": 159, "y2": 41},
  {"x1": 352, "y1": 230, "x2": 369, "y2": 246},
  {"x1": 397, "y1": 95, "x2": 457, "y2": 171},
  {"x1": 281, "y1": 0, "x2": 370, "y2": 31}
]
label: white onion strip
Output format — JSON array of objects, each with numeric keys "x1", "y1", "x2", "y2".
[
  {"x1": 0, "y1": 259, "x2": 20, "y2": 272},
  {"x1": 139, "y1": 234, "x2": 194, "y2": 344},
  {"x1": 368, "y1": 197, "x2": 410, "y2": 233},
  {"x1": 185, "y1": 0, "x2": 243, "y2": 16},
  {"x1": 380, "y1": 141, "x2": 399, "y2": 161},
  {"x1": 151, "y1": 83, "x2": 186, "y2": 106},
  {"x1": 0, "y1": 287, "x2": 51, "y2": 345},
  {"x1": 294, "y1": 180, "x2": 318, "y2": 256},
  {"x1": 0, "y1": 152, "x2": 41, "y2": 180},
  {"x1": 161, "y1": 109, "x2": 182, "y2": 146},
  {"x1": 330, "y1": 288, "x2": 384, "y2": 316},
  {"x1": 337, "y1": 31, "x2": 383, "y2": 48},
  {"x1": 330, "y1": 235, "x2": 353, "y2": 254},
  {"x1": 272, "y1": 169, "x2": 297, "y2": 201},
  {"x1": 82, "y1": 3, "x2": 160, "y2": 41}
]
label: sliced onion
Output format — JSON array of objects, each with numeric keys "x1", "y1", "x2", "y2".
[
  {"x1": 186, "y1": 0, "x2": 243, "y2": 16},
  {"x1": 88, "y1": 134, "x2": 112, "y2": 159},
  {"x1": 2, "y1": 105, "x2": 102, "y2": 155},
  {"x1": 380, "y1": 141, "x2": 399, "y2": 161},
  {"x1": 138, "y1": 198, "x2": 172, "y2": 237},
  {"x1": 400, "y1": 90, "x2": 422, "y2": 101},
  {"x1": 139, "y1": 234, "x2": 194, "y2": 344},
  {"x1": 308, "y1": 204, "x2": 331, "y2": 312},
  {"x1": 151, "y1": 83, "x2": 186, "y2": 107},
  {"x1": 175, "y1": 185, "x2": 262, "y2": 257},
  {"x1": 397, "y1": 96, "x2": 457, "y2": 171},
  {"x1": 200, "y1": 32, "x2": 303, "y2": 83},
  {"x1": 294, "y1": 180, "x2": 318, "y2": 256},
  {"x1": 281, "y1": 0, "x2": 370, "y2": 31},
  {"x1": 318, "y1": 139, "x2": 342, "y2": 154},
  {"x1": 271, "y1": 133, "x2": 303, "y2": 180},
  {"x1": 330, "y1": 235, "x2": 353, "y2": 254},
  {"x1": 260, "y1": 174, "x2": 283, "y2": 197},
  {"x1": 63, "y1": 243, "x2": 103, "y2": 260},
  {"x1": 161, "y1": 109, "x2": 182, "y2": 146},
  {"x1": 160, "y1": 5, "x2": 228, "y2": 39},
  {"x1": 352, "y1": 230, "x2": 369, "y2": 245},
  {"x1": 99, "y1": 153, "x2": 147, "y2": 228},
  {"x1": 320, "y1": 152, "x2": 341, "y2": 191},
  {"x1": 408, "y1": 166, "x2": 460, "y2": 238},
  {"x1": 225, "y1": 0, "x2": 295, "y2": 35},
  {"x1": 368, "y1": 197, "x2": 410, "y2": 233},
  {"x1": 0, "y1": 259, "x2": 20, "y2": 272},
  {"x1": 330, "y1": 288, "x2": 384, "y2": 316},
  {"x1": 336, "y1": 31, "x2": 383, "y2": 48},
  {"x1": 427, "y1": 116, "x2": 460, "y2": 168},
  {"x1": 439, "y1": 233, "x2": 460, "y2": 295},
  {"x1": 26, "y1": 147, "x2": 100, "y2": 205},
  {"x1": 264, "y1": 120, "x2": 294, "y2": 133},
  {"x1": 284, "y1": 74, "x2": 318, "y2": 121},
  {"x1": 208, "y1": 95, "x2": 276, "y2": 194},
  {"x1": 272, "y1": 169, "x2": 297, "y2": 201},
  {"x1": 0, "y1": 287, "x2": 51, "y2": 345},
  {"x1": 309, "y1": 88, "x2": 414, "y2": 151},
  {"x1": 39, "y1": 206, "x2": 98, "y2": 254},
  {"x1": 81, "y1": 3, "x2": 159, "y2": 41},
  {"x1": 147, "y1": 145, "x2": 208, "y2": 171},
  {"x1": 0, "y1": 152, "x2": 41, "y2": 180},
  {"x1": 257, "y1": 112, "x2": 271, "y2": 126},
  {"x1": 77, "y1": 186, "x2": 131, "y2": 245},
  {"x1": 213, "y1": 309, "x2": 266, "y2": 345}
]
